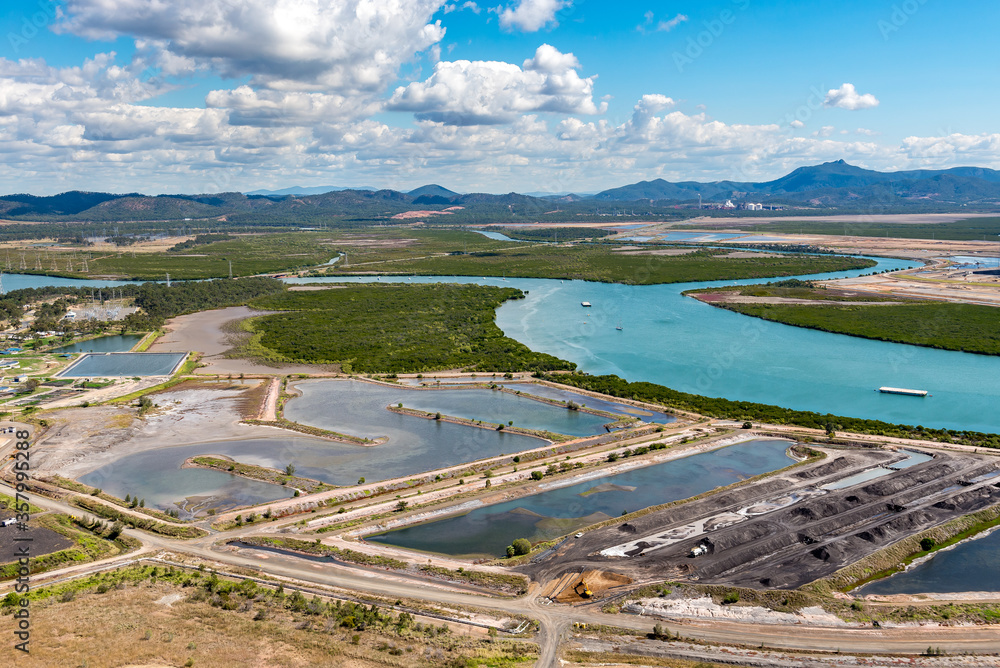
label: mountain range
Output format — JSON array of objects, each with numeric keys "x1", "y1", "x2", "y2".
[
  {"x1": 2, "y1": 162, "x2": 999, "y2": 222},
  {"x1": 590, "y1": 161, "x2": 1000, "y2": 204}
]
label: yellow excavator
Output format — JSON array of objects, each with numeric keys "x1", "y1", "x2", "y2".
[{"x1": 574, "y1": 580, "x2": 593, "y2": 598}]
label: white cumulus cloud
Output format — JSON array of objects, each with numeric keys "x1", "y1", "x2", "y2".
[
  {"x1": 57, "y1": 0, "x2": 445, "y2": 95},
  {"x1": 638, "y1": 12, "x2": 688, "y2": 34},
  {"x1": 387, "y1": 44, "x2": 604, "y2": 125},
  {"x1": 498, "y1": 0, "x2": 570, "y2": 32},
  {"x1": 823, "y1": 83, "x2": 880, "y2": 110}
]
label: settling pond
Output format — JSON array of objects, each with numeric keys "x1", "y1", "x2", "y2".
[
  {"x1": 81, "y1": 379, "x2": 665, "y2": 515},
  {"x1": 59, "y1": 352, "x2": 187, "y2": 377},
  {"x1": 367, "y1": 438, "x2": 795, "y2": 559},
  {"x1": 857, "y1": 529, "x2": 1000, "y2": 595},
  {"x1": 52, "y1": 334, "x2": 144, "y2": 354}
]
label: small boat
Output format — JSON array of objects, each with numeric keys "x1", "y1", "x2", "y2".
[
  {"x1": 581, "y1": 301, "x2": 592, "y2": 307},
  {"x1": 877, "y1": 386, "x2": 929, "y2": 397},
  {"x1": 616, "y1": 323, "x2": 624, "y2": 331}
]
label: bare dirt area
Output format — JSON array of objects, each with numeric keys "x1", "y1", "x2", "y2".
[
  {"x1": 0, "y1": 511, "x2": 73, "y2": 562},
  {"x1": 565, "y1": 634, "x2": 1000, "y2": 668},
  {"x1": 552, "y1": 569, "x2": 632, "y2": 603},
  {"x1": 391, "y1": 210, "x2": 454, "y2": 219},
  {"x1": 523, "y1": 447, "x2": 1000, "y2": 591},
  {"x1": 684, "y1": 213, "x2": 999, "y2": 226},
  {"x1": 1, "y1": 581, "x2": 512, "y2": 668},
  {"x1": 31, "y1": 384, "x2": 282, "y2": 480},
  {"x1": 147, "y1": 305, "x2": 335, "y2": 375}
]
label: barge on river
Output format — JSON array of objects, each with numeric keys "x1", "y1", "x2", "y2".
[{"x1": 877, "y1": 386, "x2": 929, "y2": 397}]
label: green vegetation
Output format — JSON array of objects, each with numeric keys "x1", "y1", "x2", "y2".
[
  {"x1": 129, "y1": 276, "x2": 285, "y2": 325},
  {"x1": 189, "y1": 456, "x2": 332, "y2": 494},
  {"x1": 541, "y1": 373, "x2": 1000, "y2": 449},
  {"x1": 64, "y1": 233, "x2": 333, "y2": 280},
  {"x1": 687, "y1": 278, "x2": 899, "y2": 302},
  {"x1": 70, "y1": 497, "x2": 208, "y2": 538},
  {"x1": 337, "y1": 243, "x2": 876, "y2": 285},
  {"x1": 488, "y1": 226, "x2": 614, "y2": 242},
  {"x1": 246, "y1": 284, "x2": 575, "y2": 373},
  {"x1": 713, "y1": 301, "x2": 1000, "y2": 356}
]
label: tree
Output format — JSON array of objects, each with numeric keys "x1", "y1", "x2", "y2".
[
  {"x1": 920, "y1": 537, "x2": 936, "y2": 551},
  {"x1": 357, "y1": 477, "x2": 365, "y2": 485},
  {"x1": 395, "y1": 500, "x2": 408, "y2": 512},
  {"x1": 285, "y1": 463, "x2": 296, "y2": 476},
  {"x1": 510, "y1": 538, "x2": 531, "y2": 556},
  {"x1": 530, "y1": 470, "x2": 544, "y2": 481},
  {"x1": 506, "y1": 545, "x2": 515, "y2": 558}
]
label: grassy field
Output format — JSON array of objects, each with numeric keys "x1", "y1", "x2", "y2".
[
  {"x1": 45, "y1": 232, "x2": 338, "y2": 280},
  {"x1": 1, "y1": 564, "x2": 537, "y2": 668},
  {"x1": 716, "y1": 301, "x2": 1000, "y2": 355},
  {"x1": 689, "y1": 216, "x2": 1000, "y2": 241},
  {"x1": 246, "y1": 284, "x2": 576, "y2": 373},
  {"x1": 333, "y1": 243, "x2": 877, "y2": 284}
]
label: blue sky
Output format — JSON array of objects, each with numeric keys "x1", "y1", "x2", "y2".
[{"x1": 1, "y1": 0, "x2": 998, "y2": 194}]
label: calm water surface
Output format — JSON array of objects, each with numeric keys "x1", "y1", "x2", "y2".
[
  {"x1": 858, "y1": 529, "x2": 1000, "y2": 595},
  {"x1": 368, "y1": 439, "x2": 794, "y2": 558},
  {"x1": 60, "y1": 352, "x2": 187, "y2": 377},
  {"x1": 52, "y1": 334, "x2": 144, "y2": 353}
]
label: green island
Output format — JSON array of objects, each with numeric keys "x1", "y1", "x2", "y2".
[
  {"x1": 243, "y1": 283, "x2": 575, "y2": 373},
  {"x1": 331, "y1": 242, "x2": 877, "y2": 284},
  {"x1": 687, "y1": 280, "x2": 1000, "y2": 356}
]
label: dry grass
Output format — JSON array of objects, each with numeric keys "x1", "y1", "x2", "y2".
[{"x1": 3, "y1": 581, "x2": 536, "y2": 668}]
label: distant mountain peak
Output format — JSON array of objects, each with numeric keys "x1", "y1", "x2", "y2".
[{"x1": 407, "y1": 184, "x2": 459, "y2": 198}]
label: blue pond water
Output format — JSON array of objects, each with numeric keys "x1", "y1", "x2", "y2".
[
  {"x1": 79, "y1": 445, "x2": 297, "y2": 517},
  {"x1": 472, "y1": 230, "x2": 523, "y2": 242},
  {"x1": 368, "y1": 438, "x2": 795, "y2": 558},
  {"x1": 60, "y1": 352, "x2": 186, "y2": 377},
  {"x1": 858, "y1": 529, "x2": 1000, "y2": 595},
  {"x1": 950, "y1": 255, "x2": 1000, "y2": 268},
  {"x1": 52, "y1": 335, "x2": 144, "y2": 354}
]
